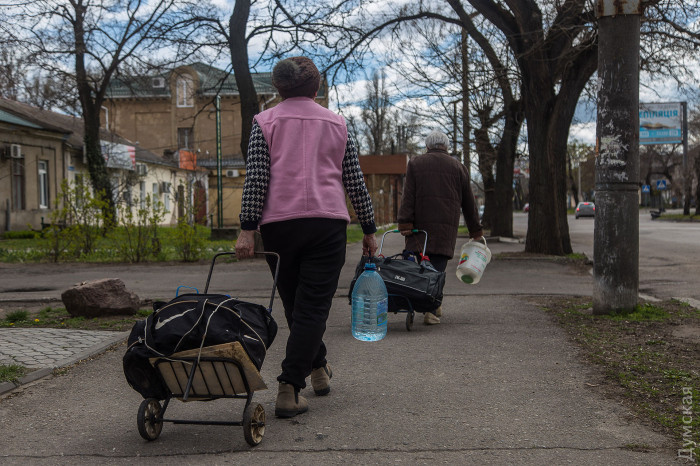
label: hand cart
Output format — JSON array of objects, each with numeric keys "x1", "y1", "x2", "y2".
[
  {"x1": 136, "y1": 251, "x2": 279, "y2": 447},
  {"x1": 379, "y1": 229, "x2": 426, "y2": 331},
  {"x1": 356, "y1": 230, "x2": 444, "y2": 331}
]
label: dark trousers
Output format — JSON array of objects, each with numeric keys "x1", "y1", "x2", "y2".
[
  {"x1": 426, "y1": 253, "x2": 450, "y2": 273},
  {"x1": 260, "y1": 218, "x2": 347, "y2": 389}
]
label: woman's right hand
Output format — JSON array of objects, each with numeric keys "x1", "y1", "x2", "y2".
[{"x1": 235, "y1": 230, "x2": 256, "y2": 259}]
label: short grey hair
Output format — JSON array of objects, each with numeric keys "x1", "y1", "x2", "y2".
[{"x1": 425, "y1": 131, "x2": 449, "y2": 150}]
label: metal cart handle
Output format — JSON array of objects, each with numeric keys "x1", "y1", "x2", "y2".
[
  {"x1": 378, "y1": 229, "x2": 428, "y2": 256},
  {"x1": 204, "y1": 251, "x2": 280, "y2": 312}
]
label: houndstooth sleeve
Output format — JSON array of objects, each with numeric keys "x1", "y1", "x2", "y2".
[
  {"x1": 342, "y1": 136, "x2": 377, "y2": 234},
  {"x1": 239, "y1": 121, "x2": 270, "y2": 230}
]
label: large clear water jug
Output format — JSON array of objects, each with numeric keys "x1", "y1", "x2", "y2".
[{"x1": 351, "y1": 262, "x2": 388, "y2": 341}]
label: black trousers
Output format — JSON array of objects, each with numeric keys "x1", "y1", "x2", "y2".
[
  {"x1": 260, "y1": 218, "x2": 347, "y2": 389},
  {"x1": 425, "y1": 253, "x2": 450, "y2": 273}
]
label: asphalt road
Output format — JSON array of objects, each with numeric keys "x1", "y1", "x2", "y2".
[{"x1": 513, "y1": 210, "x2": 700, "y2": 303}]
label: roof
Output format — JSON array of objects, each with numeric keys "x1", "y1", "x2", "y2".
[
  {"x1": 0, "y1": 98, "x2": 84, "y2": 147},
  {"x1": 358, "y1": 154, "x2": 409, "y2": 175},
  {"x1": 0, "y1": 108, "x2": 44, "y2": 129},
  {"x1": 106, "y1": 62, "x2": 325, "y2": 99},
  {"x1": 197, "y1": 155, "x2": 246, "y2": 170},
  {"x1": 0, "y1": 97, "x2": 174, "y2": 167}
]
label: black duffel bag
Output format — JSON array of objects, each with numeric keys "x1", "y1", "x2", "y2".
[
  {"x1": 123, "y1": 252, "x2": 279, "y2": 400},
  {"x1": 123, "y1": 294, "x2": 278, "y2": 399},
  {"x1": 348, "y1": 253, "x2": 445, "y2": 313}
]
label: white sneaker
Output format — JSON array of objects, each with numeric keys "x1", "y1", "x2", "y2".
[
  {"x1": 424, "y1": 312, "x2": 440, "y2": 325},
  {"x1": 435, "y1": 306, "x2": 443, "y2": 317}
]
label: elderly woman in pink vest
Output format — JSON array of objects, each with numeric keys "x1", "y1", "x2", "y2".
[{"x1": 236, "y1": 56, "x2": 378, "y2": 418}]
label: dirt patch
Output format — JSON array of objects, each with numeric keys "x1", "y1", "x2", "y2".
[
  {"x1": 531, "y1": 295, "x2": 700, "y2": 454},
  {"x1": 496, "y1": 251, "x2": 593, "y2": 275}
]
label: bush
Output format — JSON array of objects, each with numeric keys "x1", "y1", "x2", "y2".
[
  {"x1": 113, "y1": 194, "x2": 164, "y2": 262},
  {"x1": 172, "y1": 182, "x2": 206, "y2": 262},
  {"x1": 1, "y1": 231, "x2": 39, "y2": 240},
  {"x1": 40, "y1": 179, "x2": 111, "y2": 261}
]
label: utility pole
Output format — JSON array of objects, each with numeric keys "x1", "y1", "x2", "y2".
[
  {"x1": 578, "y1": 160, "x2": 582, "y2": 201},
  {"x1": 682, "y1": 101, "x2": 691, "y2": 215},
  {"x1": 593, "y1": 0, "x2": 642, "y2": 314},
  {"x1": 215, "y1": 95, "x2": 223, "y2": 229}
]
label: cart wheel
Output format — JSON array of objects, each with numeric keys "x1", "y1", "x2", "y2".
[
  {"x1": 137, "y1": 398, "x2": 163, "y2": 441},
  {"x1": 405, "y1": 311, "x2": 414, "y2": 331},
  {"x1": 243, "y1": 403, "x2": 265, "y2": 446}
]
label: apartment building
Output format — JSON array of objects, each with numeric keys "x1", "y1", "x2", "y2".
[{"x1": 104, "y1": 62, "x2": 330, "y2": 228}]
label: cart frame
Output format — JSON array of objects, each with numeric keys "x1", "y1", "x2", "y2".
[
  {"x1": 136, "y1": 251, "x2": 278, "y2": 447},
  {"x1": 376, "y1": 229, "x2": 432, "y2": 331}
]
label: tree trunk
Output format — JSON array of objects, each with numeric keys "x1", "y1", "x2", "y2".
[
  {"x1": 73, "y1": 3, "x2": 114, "y2": 223},
  {"x1": 229, "y1": 0, "x2": 259, "y2": 162},
  {"x1": 524, "y1": 95, "x2": 570, "y2": 255},
  {"x1": 695, "y1": 150, "x2": 700, "y2": 215},
  {"x1": 522, "y1": 57, "x2": 592, "y2": 255},
  {"x1": 82, "y1": 102, "x2": 115, "y2": 224},
  {"x1": 491, "y1": 105, "x2": 522, "y2": 238},
  {"x1": 474, "y1": 120, "x2": 496, "y2": 230}
]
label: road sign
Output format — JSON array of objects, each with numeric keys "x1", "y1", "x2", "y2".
[
  {"x1": 656, "y1": 179, "x2": 667, "y2": 190},
  {"x1": 642, "y1": 185, "x2": 650, "y2": 193}
]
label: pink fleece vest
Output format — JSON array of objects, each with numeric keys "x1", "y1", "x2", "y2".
[{"x1": 254, "y1": 97, "x2": 351, "y2": 225}]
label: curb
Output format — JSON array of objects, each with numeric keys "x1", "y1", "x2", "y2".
[{"x1": 0, "y1": 331, "x2": 129, "y2": 396}]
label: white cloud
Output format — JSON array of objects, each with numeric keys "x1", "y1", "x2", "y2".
[{"x1": 569, "y1": 122, "x2": 596, "y2": 145}]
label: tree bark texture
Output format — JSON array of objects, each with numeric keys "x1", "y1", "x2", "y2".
[
  {"x1": 229, "y1": 0, "x2": 259, "y2": 162},
  {"x1": 73, "y1": 1, "x2": 114, "y2": 221}
]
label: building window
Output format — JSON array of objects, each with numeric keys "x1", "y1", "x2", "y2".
[
  {"x1": 125, "y1": 184, "x2": 133, "y2": 208},
  {"x1": 38, "y1": 160, "x2": 49, "y2": 209},
  {"x1": 163, "y1": 183, "x2": 171, "y2": 212},
  {"x1": 139, "y1": 181, "x2": 146, "y2": 209},
  {"x1": 11, "y1": 158, "x2": 25, "y2": 210},
  {"x1": 177, "y1": 127, "x2": 193, "y2": 149},
  {"x1": 176, "y1": 74, "x2": 194, "y2": 107}
]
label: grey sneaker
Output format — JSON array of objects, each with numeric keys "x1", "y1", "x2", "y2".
[
  {"x1": 310, "y1": 363, "x2": 333, "y2": 396},
  {"x1": 424, "y1": 312, "x2": 441, "y2": 325},
  {"x1": 434, "y1": 306, "x2": 443, "y2": 317}
]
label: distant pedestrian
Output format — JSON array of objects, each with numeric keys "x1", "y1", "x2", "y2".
[
  {"x1": 397, "y1": 130, "x2": 483, "y2": 325},
  {"x1": 236, "y1": 56, "x2": 378, "y2": 418}
]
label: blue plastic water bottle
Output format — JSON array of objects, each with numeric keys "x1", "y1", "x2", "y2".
[{"x1": 351, "y1": 262, "x2": 388, "y2": 341}]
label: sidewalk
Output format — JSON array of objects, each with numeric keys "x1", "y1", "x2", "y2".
[
  {"x1": 0, "y1": 328, "x2": 128, "y2": 394},
  {"x1": 0, "y1": 232, "x2": 572, "y2": 398},
  {"x1": 0, "y1": 233, "x2": 680, "y2": 464}
]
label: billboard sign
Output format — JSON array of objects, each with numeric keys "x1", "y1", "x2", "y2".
[
  {"x1": 101, "y1": 141, "x2": 136, "y2": 170},
  {"x1": 639, "y1": 102, "x2": 683, "y2": 145}
]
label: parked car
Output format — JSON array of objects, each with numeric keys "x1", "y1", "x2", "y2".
[
  {"x1": 523, "y1": 203, "x2": 529, "y2": 213},
  {"x1": 575, "y1": 201, "x2": 595, "y2": 219},
  {"x1": 478, "y1": 205, "x2": 485, "y2": 220}
]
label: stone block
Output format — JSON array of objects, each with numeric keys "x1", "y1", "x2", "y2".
[{"x1": 61, "y1": 278, "x2": 140, "y2": 317}]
